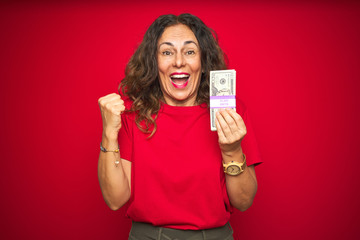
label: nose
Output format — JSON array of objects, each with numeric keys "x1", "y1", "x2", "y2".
[{"x1": 174, "y1": 53, "x2": 185, "y2": 68}]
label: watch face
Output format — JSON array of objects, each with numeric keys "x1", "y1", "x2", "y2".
[{"x1": 227, "y1": 165, "x2": 241, "y2": 175}]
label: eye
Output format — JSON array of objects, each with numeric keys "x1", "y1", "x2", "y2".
[
  {"x1": 186, "y1": 50, "x2": 195, "y2": 55},
  {"x1": 162, "y1": 51, "x2": 172, "y2": 56}
]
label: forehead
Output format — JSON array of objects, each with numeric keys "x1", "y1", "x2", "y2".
[{"x1": 158, "y1": 24, "x2": 198, "y2": 45}]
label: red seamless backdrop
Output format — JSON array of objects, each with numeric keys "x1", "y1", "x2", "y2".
[{"x1": 1, "y1": 1, "x2": 359, "y2": 239}]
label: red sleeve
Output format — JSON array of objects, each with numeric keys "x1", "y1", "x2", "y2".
[
  {"x1": 236, "y1": 98, "x2": 263, "y2": 166},
  {"x1": 118, "y1": 112, "x2": 133, "y2": 162}
]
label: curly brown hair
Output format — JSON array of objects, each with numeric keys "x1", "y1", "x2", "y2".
[{"x1": 120, "y1": 13, "x2": 227, "y2": 137}]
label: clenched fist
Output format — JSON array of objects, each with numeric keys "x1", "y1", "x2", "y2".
[{"x1": 98, "y1": 93, "x2": 125, "y2": 140}]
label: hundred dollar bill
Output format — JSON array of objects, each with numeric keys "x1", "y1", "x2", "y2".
[{"x1": 210, "y1": 69, "x2": 236, "y2": 131}]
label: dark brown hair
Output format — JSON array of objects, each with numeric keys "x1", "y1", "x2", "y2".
[{"x1": 120, "y1": 13, "x2": 227, "y2": 137}]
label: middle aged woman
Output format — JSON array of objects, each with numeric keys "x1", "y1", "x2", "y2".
[{"x1": 98, "y1": 13, "x2": 262, "y2": 240}]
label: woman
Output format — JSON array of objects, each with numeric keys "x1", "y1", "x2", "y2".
[{"x1": 98, "y1": 13, "x2": 262, "y2": 240}]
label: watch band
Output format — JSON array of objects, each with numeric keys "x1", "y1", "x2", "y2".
[{"x1": 223, "y1": 153, "x2": 247, "y2": 176}]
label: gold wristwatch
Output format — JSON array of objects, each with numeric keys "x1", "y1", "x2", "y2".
[{"x1": 223, "y1": 154, "x2": 246, "y2": 176}]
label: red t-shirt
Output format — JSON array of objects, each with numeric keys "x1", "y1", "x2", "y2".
[{"x1": 118, "y1": 98, "x2": 262, "y2": 230}]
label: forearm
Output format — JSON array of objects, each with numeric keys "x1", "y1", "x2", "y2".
[
  {"x1": 98, "y1": 135, "x2": 130, "y2": 210},
  {"x1": 223, "y1": 148, "x2": 258, "y2": 211}
]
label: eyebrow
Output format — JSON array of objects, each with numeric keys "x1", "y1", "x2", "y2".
[{"x1": 158, "y1": 40, "x2": 199, "y2": 48}]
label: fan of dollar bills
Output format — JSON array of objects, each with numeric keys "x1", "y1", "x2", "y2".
[{"x1": 209, "y1": 70, "x2": 236, "y2": 131}]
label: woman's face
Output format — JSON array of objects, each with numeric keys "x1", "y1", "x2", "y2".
[{"x1": 157, "y1": 24, "x2": 202, "y2": 106}]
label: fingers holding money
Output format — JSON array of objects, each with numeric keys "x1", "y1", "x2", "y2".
[{"x1": 216, "y1": 108, "x2": 247, "y2": 153}]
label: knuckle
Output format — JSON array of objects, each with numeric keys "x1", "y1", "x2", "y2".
[
  {"x1": 229, "y1": 121, "x2": 236, "y2": 128},
  {"x1": 104, "y1": 102, "x2": 111, "y2": 109},
  {"x1": 243, "y1": 128, "x2": 247, "y2": 136},
  {"x1": 238, "y1": 131, "x2": 246, "y2": 139},
  {"x1": 98, "y1": 97, "x2": 105, "y2": 105}
]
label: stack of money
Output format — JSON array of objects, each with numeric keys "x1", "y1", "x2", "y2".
[{"x1": 209, "y1": 69, "x2": 236, "y2": 131}]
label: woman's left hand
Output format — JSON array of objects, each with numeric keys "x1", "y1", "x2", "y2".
[{"x1": 215, "y1": 108, "x2": 247, "y2": 155}]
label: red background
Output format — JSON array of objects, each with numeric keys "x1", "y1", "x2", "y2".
[{"x1": 1, "y1": 1, "x2": 359, "y2": 239}]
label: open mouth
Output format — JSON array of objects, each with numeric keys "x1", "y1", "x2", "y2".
[{"x1": 170, "y1": 73, "x2": 190, "y2": 88}]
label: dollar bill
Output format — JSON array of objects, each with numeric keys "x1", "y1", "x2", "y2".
[{"x1": 210, "y1": 69, "x2": 236, "y2": 131}]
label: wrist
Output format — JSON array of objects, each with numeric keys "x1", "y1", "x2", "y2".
[
  {"x1": 102, "y1": 129, "x2": 119, "y2": 142},
  {"x1": 221, "y1": 146, "x2": 244, "y2": 163},
  {"x1": 101, "y1": 134, "x2": 119, "y2": 150},
  {"x1": 221, "y1": 144, "x2": 243, "y2": 156}
]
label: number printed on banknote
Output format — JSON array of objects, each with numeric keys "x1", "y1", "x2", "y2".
[{"x1": 209, "y1": 70, "x2": 236, "y2": 131}]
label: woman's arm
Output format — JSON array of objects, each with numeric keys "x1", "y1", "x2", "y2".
[
  {"x1": 221, "y1": 148, "x2": 257, "y2": 211},
  {"x1": 98, "y1": 93, "x2": 131, "y2": 210},
  {"x1": 216, "y1": 109, "x2": 258, "y2": 211}
]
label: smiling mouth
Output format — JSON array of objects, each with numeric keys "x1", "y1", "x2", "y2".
[{"x1": 170, "y1": 73, "x2": 190, "y2": 88}]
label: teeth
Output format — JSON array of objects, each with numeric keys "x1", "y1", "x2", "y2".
[{"x1": 171, "y1": 74, "x2": 189, "y2": 79}]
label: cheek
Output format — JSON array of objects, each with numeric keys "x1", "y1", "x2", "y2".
[
  {"x1": 158, "y1": 73, "x2": 167, "y2": 88},
  {"x1": 157, "y1": 62, "x2": 166, "y2": 79},
  {"x1": 190, "y1": 57, "x2": 202, "y2": 71},
  {"x1": 190, "y1": 60, "x2": 202, "y2": 79},
  {"x1": 157, "y1": 68, "x2": 169, "y2": 88},
  {"x1": 157, "y1": 60, "x2": 170, "y2": 76}
]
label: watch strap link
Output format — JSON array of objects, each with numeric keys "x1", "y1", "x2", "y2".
[{"x1": 223, "y1": 153, "x2": 247, "y2": 176}]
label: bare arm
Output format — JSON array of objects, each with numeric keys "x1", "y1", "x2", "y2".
[
  {"x1": 216, "y1": 109, "x2": 258, "y2": 211},
  {"x1": 222, "y1": 149, "x2": 257, "y2": 212},
  {"x1": 98, "y1": 93, "x2": 131, "y2": 210}
]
